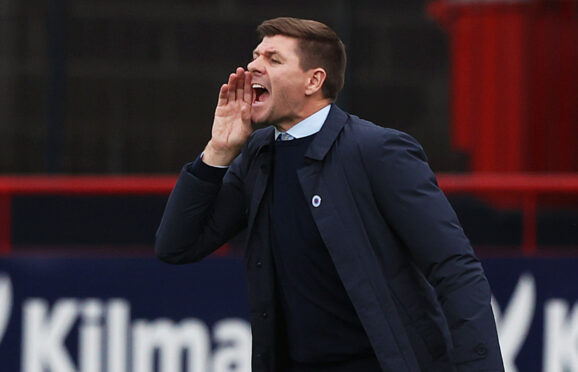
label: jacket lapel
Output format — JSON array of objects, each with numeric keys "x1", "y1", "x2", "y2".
[
  {"x1": 304, "y1": 104, "x2": 350, "y2": 161},
  {"x1": 298, "y1": 104, "x2": 349, "y2": 203}
]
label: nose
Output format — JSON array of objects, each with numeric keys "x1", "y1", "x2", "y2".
[{"x1": 247, "y1": 57, "x2": 263, "y2": 75}]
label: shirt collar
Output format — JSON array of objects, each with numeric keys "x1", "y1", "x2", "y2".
[{"x1": 274, "y1": 104, "x2": 331, "y2": 140}]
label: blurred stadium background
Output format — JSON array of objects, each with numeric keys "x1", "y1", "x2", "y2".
[{"x1": 0, "y1": 0, "x2": 576, "y2": 371}]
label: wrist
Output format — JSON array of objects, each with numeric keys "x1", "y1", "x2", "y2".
[{"x1": 202, "y1": 141, "x2": 240, "y2": 167}]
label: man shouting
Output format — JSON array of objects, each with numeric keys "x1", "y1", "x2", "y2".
[{"x1": 156, "y1": 17, "x2": 504, "y2": 372}]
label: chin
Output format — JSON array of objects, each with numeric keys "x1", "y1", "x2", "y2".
[
  {"x1": 251, "y1": 110, "x2": 270, "y2": 127},
  {"x1": 251, "y1": 114, "x2": 265, "y2": 125}
]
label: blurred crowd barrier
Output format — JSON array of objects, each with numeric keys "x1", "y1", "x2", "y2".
[{"x1": 1, "y1": 173, "x2": 576, "y2": 255}]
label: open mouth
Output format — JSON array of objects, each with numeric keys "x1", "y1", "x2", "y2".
[{"x1": 252, "y1": 83, "x2": 269, "y2": 104}]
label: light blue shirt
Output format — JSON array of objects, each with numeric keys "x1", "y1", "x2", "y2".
[{"x1": 274, "y1": 104, "x2": 331, "y2": 140}]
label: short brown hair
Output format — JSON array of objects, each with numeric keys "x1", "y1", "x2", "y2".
[{"x1": 257, "y1": 17, "x2": 346, "y2": 101}]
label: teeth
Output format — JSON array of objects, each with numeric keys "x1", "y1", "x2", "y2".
[{"x1": 252, "y1": 83, "x2": 266, "y2": 90}]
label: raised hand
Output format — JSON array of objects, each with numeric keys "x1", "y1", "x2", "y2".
[{"x1": 203, "y1": 67, "x2": 253, "y2": 166}]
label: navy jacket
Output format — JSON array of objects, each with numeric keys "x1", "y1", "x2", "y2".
[{"x1": 156, "y1": 105, "x2": 504, "y2": 372}]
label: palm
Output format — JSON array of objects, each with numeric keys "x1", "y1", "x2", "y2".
[
  {"x1": 203, "y1": 68, "x2": 253, "y2": 166},
  {"x1": 211, "y1": 68, "x2": 253, "y2": 148},
  {"x1": 213, "y1": 93, "x2": 252, "y2": 149}
]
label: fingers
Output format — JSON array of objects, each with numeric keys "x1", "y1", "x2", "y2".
[
  {"x1": 219, "y1": 67, "x2": 251, "y2": 106},
  {"x1": 243, "y1": 70, "x2": 252, "y2": 104},
  {"x1": 235, "y1": 67, "x2": 245, "y2": 102},
  {"x1": 227, "y1": 72, "x2": 236, "y2": 103},
  {"x1": 217, "y1": 84, "x2": 228, "y2": 107}
]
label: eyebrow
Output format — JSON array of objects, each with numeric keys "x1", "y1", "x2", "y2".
[{"x1": 252, "y1": 49, "x2": 283, "y2": 59}]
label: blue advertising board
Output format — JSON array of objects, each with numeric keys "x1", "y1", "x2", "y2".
[
  {"x1": 0, "y1": 256, "x2": 577, "y2": 372},
  {"x1": 0, "y1": 257, "x2": 250, "y2": 372},
  {"x1": 483, "y1": 257, "x2": 578, "y2": 372}
]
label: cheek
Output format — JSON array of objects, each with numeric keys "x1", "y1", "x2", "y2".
[
  {"x1": 272, "y1": 70, "x2": 305, "y2": 93},
  {"x1": 275, "y1": 79, "x2": 303, "y2": 101}
]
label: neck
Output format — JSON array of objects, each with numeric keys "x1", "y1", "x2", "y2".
[{"x1": 275, "y1": 99, "x2": 331, "y2": 132}]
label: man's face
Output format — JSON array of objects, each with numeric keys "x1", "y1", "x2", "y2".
[{"x1": 247, "y1": 35, "x2": 310, "y2": 129}]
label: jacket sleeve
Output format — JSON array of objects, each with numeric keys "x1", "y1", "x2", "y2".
[
  {"x1": 155, "y1": 155, "x2": 247, "y2": 264},
  {"x1": 366, "y1": 131, "x2": 504, "y2": 371}
]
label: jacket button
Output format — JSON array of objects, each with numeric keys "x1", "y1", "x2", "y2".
[
  {"x1": 256, "y1": 260, "x2": 262, "y2": 268},
  {"x1": 261, "y1": 312, "x2": 268, "y2": 319},
  {"x1": 474, "y1": 344, "x2": 488, "y2": 357}
]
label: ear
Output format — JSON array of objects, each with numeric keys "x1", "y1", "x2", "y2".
[{"x1": 305, "y1": 68, "x2": 327, "y2": 96}]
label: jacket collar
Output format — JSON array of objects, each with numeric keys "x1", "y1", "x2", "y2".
[
  {"x1": 304, "y1": 104, "x2": 349, "y2": 161},
  {"x1": 253, "y1": 126, "x2": 275, "y2": 157},
  {"x1": 253, "y1": 104, "x2": 349, "y2": 160}
]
